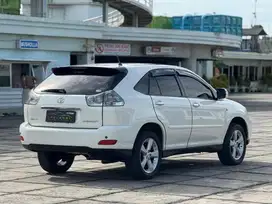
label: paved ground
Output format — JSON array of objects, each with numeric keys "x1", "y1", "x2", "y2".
[{"x1": 1, "y1": 93, "x2": 272, "y2": 204}]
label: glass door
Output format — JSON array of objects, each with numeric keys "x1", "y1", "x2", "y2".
[
  {"x1": 0, "y1": 64, "x2": 11, "y2": 88},
  {"x1": 30, "y1": 64, "x2": 45, "y2": 86}
]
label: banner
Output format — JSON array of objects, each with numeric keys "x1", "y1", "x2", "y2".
[{"x1": 0, "y1": 0, "x2": 21, "y2": 15}]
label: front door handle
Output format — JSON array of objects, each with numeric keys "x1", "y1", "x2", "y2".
[
  {"x1": 192, "y1": 103, "x2": 200, "y2": 108},
  {"x1": 155, "y1": 101, "x2": 164, "y2": 106}
]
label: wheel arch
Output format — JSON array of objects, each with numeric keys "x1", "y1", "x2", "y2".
[
  {"x1": 229, "y1": 117, "x2": 248, "y2": 140},
  {"x1": 134, "y1": 122, "x2": 166, "y2": 150}
]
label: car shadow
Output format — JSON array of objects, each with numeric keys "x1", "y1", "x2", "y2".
[{"x1": 46, "y1": 158, "x2": 272, "y2": 192}]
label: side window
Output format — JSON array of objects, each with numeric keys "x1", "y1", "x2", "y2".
[
  {"x1": 155, "y1": 76, "x2": 182, "y2": 97},
  {"x1": 134, "y1": 73, "x2": 149, "y2": 95},
  {"x1": 149, "y1": 77, "x2": 161, "y2": 96},
  {"x1": 179, "y1": 76, "x2": 214, "y2": 100}
]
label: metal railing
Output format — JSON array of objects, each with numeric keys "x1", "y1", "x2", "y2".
[
  {"x1": 84, "y1": 0, "x2": 153, "y2": 27},
  {"x1": 83, "y1": 10, "x2": 124, "y2": 27}
]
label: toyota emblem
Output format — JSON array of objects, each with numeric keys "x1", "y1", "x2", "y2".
[{"x1": 57, "y1": 97, "x2": 65, "y2": 104}]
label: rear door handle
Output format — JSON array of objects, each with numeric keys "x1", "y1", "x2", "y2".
[
  {"x1": 155, "y1": 101, "x2": 164, "y2": 106},
  {"x1": 192, "y1": 103, "x2": 200, "y2": 108}
]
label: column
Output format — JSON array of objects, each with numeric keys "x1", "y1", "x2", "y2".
[
  {"x1": 206, "y1": 60, "x2": 213, "y2": 79},
  {"x1": 132, "y1": 13, "x2": 139, "y2": 27},
  {"x1": 30, "y1": 0, "x2": 47, "y2": 17},
  {"x1": 183, "y1": 57, "x2": 197, "y2": 73},
  {"x1": 83, "y1": 39, "x2": 95, "y2": 64},
  {"x1": 102, "y1": 0, "x2": 109, "y2": 25},
  {"x1": 257, "y1": 61, "x2": 263, "y2": 80}
]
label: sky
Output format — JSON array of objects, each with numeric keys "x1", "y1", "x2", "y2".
[{"x1": 153, "y1": 0, "x2": 272, "y2": 34}]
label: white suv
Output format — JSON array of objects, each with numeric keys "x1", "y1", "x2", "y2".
[{"x1": 20, "y1": 63, "x2": 251, "y2": 180}]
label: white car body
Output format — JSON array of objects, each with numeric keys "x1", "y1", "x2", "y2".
[{"x1": 19, "y1": 63, "x2": 251, "y2": 178}]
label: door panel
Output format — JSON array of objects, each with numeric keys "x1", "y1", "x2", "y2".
[
  {"x1": 178, "y1": 74, "x2": 227, "y2": 147},
  {"x1": 151, "y1": 96, "x2": 192, "y2": 149},
  {"x1": 149, "y1": 74, "x2": 192, "y2": 150},
  {"x1": 188, "y1": 98, "x2": 227, "y2": 147}
]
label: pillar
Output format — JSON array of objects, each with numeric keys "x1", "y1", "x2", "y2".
[
  {"x1": 183, "y1": 57, "x2": 197, "y2": 73},
  {"x1": 257, "y1": 61, "x2": 263, "y2": 80},
  {"x1": 82, "y1": 39, "x2": 96, "y2": 64},
  {"x1": 206, "y1": 60, "x2": 213, "y2": 79},
  {"x1": 30, "y1": 0, "x2": 47, "y2": 17},
  {"x1": 132, "y1": 13, "x2": 139, "y2": 27},
  {"x1": 102, "y1": 0, "x2": 109, "y2": 25}
]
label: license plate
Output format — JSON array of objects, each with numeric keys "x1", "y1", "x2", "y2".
[{"x1": 46, "y1": 110, "x2": 76, "y2": 123}]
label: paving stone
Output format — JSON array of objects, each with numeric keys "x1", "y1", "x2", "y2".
[
  {"x1": 94, "y1": 191, "x2": 189, "y2": 204},
  {"x1": 0, "y1": 161, "x2": 35, "y2": 170},
  {"x1": 0, "y1": 194, "x2": 72, "y2": 204},
  {"x1": 63, "y1": 200, "x2": 112, "y2": 204},
  {"x1": 7, "y1": 165, "x2": 47, "y2": 174},
  {"x1": 243, "y1": 166, "x2": 272, "y2": 175},
  {"x1": 148, "y1": 174, "x2": 201, "y2": 183},
  {"x1": 136, "y1": 184, "x2": 225, "y2": 197},
  {"x1": 208, "y1": 189, "x2": 272, "y2": 203},
  {"x1": 250, "y1": 183, "x2": 272, "y2": 192},
  {"x1": 16, "y1": 174, "x2": 102, "y2": 185},
  {"x1": 0, "y1": 181, "x2": 54, "y2": 193},
  {"x1": 178, "y1": 177, "x2": 259, "y2": 189},
  {"x1": 215, "y1": 172, "x2": 272, "y2": 182},
  {"x1": 0, "y1": 171, "x2": 43, "y2": 181},
  {"x1": 179, "y1": 198, "x2": 259, "y2": 204},
  {"x1": 25, "y1": 185, "x2": 122, "y2": 199},
  {"x1": 73, "y1": 179, "x2": 158, "y2": 190}
]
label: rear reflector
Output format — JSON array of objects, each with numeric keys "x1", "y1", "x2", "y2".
[
  {"x1": 98, "y1": 140, "x2": 117, "y2": 145},
  {"x1": 20, "y1": 136, "x2": 24, "y2": 141}
]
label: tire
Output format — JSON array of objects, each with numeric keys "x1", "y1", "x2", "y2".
[
  {"x1": 38, "y1": 152, "x2": 75, "y2": 174},
  {"x1": 126, "y1": 131, "x2": 162, "y2": 180},
  {"x1": 218, "y1": 123, "x2": 247, "y2": 165}
]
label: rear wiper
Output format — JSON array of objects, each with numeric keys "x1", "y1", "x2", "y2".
[{"x1": 41, "y1": 89, "x2": 66, "y2": 94}]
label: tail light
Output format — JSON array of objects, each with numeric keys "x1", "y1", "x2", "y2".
[
  {"x1": 85, "y1": 90, "x2": 124, "y2": 107},
  {"x1": 25, "y1": 91, "x2": 40, "y2": 105}
]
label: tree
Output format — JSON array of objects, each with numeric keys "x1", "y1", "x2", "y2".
[{"x1": 147, "y1": 16, "x2": 172, "y2": 29}]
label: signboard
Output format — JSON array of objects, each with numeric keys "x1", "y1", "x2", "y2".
[
  {"x1": 17, "y1": 40, "x2": 39, "y2": 49},
  {"x1": 95, "y1": 43, "x2": 131, "y2": 56},
  {"x1": 212, "y1": 48, "x2": 224, "y2": 58},
  {"x1": 145, "y1": 46, "x2": 176, "y2": 55},
  {"x1": 0, "y1": 0, "x2": 21, "y2": 15}
]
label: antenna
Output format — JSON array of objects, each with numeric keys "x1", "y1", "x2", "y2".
[
  {"x1": 116, "y1": 55, "x2": 122, "y2": 66},
  {"x1": 253, "y1": 0, "x2": 257, "y2": 26}
]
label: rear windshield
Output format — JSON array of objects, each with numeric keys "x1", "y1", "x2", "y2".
[{"x1": 34, "y1": 66, "x2": 127, "y2": 95}]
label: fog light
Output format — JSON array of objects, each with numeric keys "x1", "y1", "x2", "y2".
[{"x1": 98, "y1": 140, "x2": 117, "y2": 145}]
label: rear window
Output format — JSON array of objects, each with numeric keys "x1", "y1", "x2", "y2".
[{"x1": 34, "y1": 66, "x2": 127, "y2": 95}]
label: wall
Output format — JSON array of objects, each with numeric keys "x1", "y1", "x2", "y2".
[
  {"x1": 22, "y1": 2, "x2": 115, "y2": 21},
  {"x1": 0, "y1": 34, "x2": 87, "y2": 52}
]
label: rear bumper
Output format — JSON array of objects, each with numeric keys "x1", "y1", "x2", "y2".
[
  {"x1": 19, "y1": 122, "x2": 136, "y2": 151},
  {"x1": 22, "y1": 144, "x2": 131, "y2": 160}
]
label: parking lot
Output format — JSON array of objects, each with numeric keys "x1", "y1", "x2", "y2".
[{"x1": 1, "y1": 94, "x2": 272, "y2": 204}]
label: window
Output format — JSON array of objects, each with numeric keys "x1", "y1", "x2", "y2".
[
  {"x1": 179, "y1": 76, "x2": 214, "y2": 100},
  {"x1": 156, "y1": 76, "x2": 182, "y2": 97},
  {"x1": 134, "y1": 74, "x2": 149, "y2": 95},
  {"x1": 0, "y1": 64, "x2": 11, "y2": 87},
  {"x1": 149, "y1": 77, "x2": 161, "y2": 96},
  {"x1": 35, "y1": 67, "x2": 127, "y2": 95}
]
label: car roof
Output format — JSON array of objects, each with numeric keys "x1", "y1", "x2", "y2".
[{"x1": 69, "y1": 63, "x2": 195, "y2": 75}]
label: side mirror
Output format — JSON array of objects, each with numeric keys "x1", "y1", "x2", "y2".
[{"x1": 216, "y1": 88, "x2": 228, "y2": 100}]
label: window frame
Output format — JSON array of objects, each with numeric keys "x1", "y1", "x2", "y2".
[
  {"x1": 150, "y1": 68, "x2": 184, "y2": 98},
  {"x1": 0, "y1": 63, "x2": 12, "y2": 88},
  {"x1": 177, "y1": 71, "x2": 216, "y2": 100},
  {"x1": 133, "y1": 68, "x2": 185, "y2": 97}
]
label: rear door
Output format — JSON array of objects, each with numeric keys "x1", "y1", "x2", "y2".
[
  {"x1": 149, "y1": 69, "x2": 192, "y2": 150},
  {"x1": 27, "y1": 66, "x2": 127, "y2": 129}
]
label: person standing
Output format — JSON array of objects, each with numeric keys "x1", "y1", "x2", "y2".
[{"x1": 21, "y1": 73, "x2": 36, "y2": 105}]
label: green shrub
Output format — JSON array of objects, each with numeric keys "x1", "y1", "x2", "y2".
[{"x1": 210, "y1": 74, "x2": 229, "y2": 88}]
